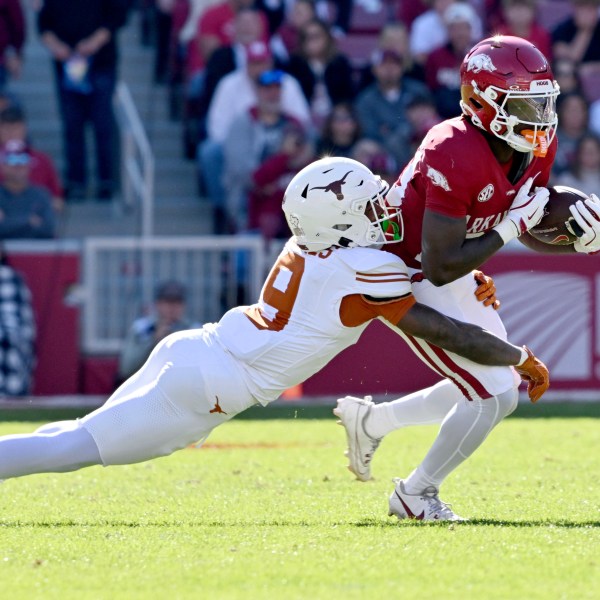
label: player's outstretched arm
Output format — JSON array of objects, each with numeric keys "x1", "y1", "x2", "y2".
[
  {"x1": 393, "y1": 303, "x2": 549, "y2": 401},
  {"x1": 395, "y1": 303, "x2": 520, "y2": 365}
]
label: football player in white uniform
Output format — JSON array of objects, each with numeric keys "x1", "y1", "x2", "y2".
[{"x1": 0, "y1": 158, "x2": 548, "y2": 521}]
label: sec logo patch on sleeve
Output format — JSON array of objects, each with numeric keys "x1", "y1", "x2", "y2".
[{"x1": 478, "y1": 184, "x2": 494, "y2": 202}]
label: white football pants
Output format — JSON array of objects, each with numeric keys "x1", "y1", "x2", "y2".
[
  {"x1": 372, "y1": 271, "x2": 521, "y2": 492},
  {"x1": 0, "y1": 328, "x2": 256, "y2": 479},
  {"x1": 393, "y1": 271, "x2": 520, "y2": 400}
]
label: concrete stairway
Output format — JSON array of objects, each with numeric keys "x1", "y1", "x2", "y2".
[{"x1": 9, "y1": 7, "x2": 213, "y2": 238}]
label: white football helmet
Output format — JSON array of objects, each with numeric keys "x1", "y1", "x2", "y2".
[{"x1": 282, "y1": 157, "x2": 402, "y2": 252}]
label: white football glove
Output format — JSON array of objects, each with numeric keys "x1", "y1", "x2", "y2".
[
  {"x1": 571, "y1": 194, "x2": 600, "y2": 254},
  {"x1": 493, "y1": 177, "x2": 550, "y2": 244}
]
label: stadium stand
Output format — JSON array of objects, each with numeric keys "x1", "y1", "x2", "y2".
[
  {"x1": 337, "y1": 32, "x2": 380, "y2": 68},
  {"x1": 347, "y1": 0, "x2": 393, "y2": 33},
  {"x1": 2, "y1": 0, "x2": 599, "y2": 404},
  {"x1": 10, "y1": 6, "x2": 213, "y2": 238}
]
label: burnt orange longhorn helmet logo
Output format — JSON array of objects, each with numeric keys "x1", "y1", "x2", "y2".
[{"x1": 309, "y1": 170, "x2": 353, "y2": 200}]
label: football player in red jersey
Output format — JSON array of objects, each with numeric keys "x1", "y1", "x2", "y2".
[{"x1": 335, "y1": 35, "x2": 600, "y2": 521}]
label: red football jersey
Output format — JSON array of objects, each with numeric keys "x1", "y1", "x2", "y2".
[{"x1": 386, "y1": 116, "x2": 557, "y2": 268}]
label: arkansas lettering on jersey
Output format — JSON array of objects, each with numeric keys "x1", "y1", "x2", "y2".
[{"x1": 385, "y1": 116, "x2": 557, "y2": 268}]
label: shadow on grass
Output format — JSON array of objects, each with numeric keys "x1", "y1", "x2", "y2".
[
  {"x1": 354, "y1": 517, "x2": 600, "y2": 528},
  {"x1": 2, "y1": 518, "x2": 599, "y2": 529},
  {"x1": 0, "y1": 402, "x2": 599, "y2": 423}
]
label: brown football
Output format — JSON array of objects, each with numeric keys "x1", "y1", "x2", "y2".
[{"x1": 528, "y1": 185, "x2": 586, "y2": 245}]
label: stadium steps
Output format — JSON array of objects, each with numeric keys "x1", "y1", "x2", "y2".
[
  {"x1": 9, "y1": 7, "x2": 211, "y2": 237},
  {"x1": 58, "y1": 197, "x2": 213, "y2": 238}
]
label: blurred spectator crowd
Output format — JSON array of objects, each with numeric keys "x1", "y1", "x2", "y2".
[
  {"x1": 0, "y1": 0, "x2": 597, "y2": 243},
  {"x1": 0, "y1": 0, "x2": 599, "y2": 397},
  {"x1": 135, "y1": 0, "x2": 600, "y2": 240}
]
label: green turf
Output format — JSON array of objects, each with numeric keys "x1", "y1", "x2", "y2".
[
  {"x1": 1, "y1": 400, "x2": 599, "y2": 422},
  {"x1": 0, "y1": 414, "x2": 598, "y2": 599}
]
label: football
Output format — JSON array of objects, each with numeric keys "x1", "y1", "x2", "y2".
[{"x1": 528, "y1": 185, "x2": 586, "y2": 245}]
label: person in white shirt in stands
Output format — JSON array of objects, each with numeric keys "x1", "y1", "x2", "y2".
[
  {"x1": 198, "y1": 40, "x2": 309, "y2": 231},
  {"x1": 409, "y1": 0, "x2": 482, "y2": 65},
  {"x1": 222, "y1": 69, "x2": 306, "y2": 234},
  {"x1": 206, "y1": 40, "x2": 310, "y2": 143},
  {"x1": 0, "y1": 158, "x2": 548, "y2": 521}
]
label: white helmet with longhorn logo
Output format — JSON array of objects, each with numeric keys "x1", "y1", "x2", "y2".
[{"x1": 282, "y1": 157, "x2": 402, "y2": 252}]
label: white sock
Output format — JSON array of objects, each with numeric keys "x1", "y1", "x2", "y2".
[
  {"x1": 365, "y1": 380, "x2": 463, "y2": 439},
  {"x1": 0, "y1": 422, "x2": 102, "y2": 479},
  {"x1": 403, "y1": 387, "x2": 519, "y2": 494}
]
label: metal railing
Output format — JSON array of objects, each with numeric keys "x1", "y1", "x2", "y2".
[
  {"x1": 82, "y1": 236, "x2": 271, "y2": 354},
  {"x1": 113, "y1": 81, "x2": 155, "y2": 238}
]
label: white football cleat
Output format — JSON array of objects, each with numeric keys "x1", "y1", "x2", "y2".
[
  {"x1": 388, "y1": 478, "x2": 466, "y2": 522},
  {"x1": 333, "y1": 395, "x2": 381, "y2": 481}
]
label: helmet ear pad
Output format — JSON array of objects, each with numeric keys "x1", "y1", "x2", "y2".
[
  {"x1": 461, "y1": 83, "x2": 512, "y2": 137},
  {"x1": 460, "y1": 83, "x2": 500, "y2": 133}
]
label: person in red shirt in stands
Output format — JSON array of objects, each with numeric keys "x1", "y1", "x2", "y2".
[
  {"x1": 248, "y1": 122, "x2": 314, "y2": 241},
  {"x1": 425, "y1": 2, "x2": 481, "y2": 118},
  {"x1": 270, "y1": 0, "x2": 316, "y2": 63},
  {"x1": 0, "y1": 106, "x2": 64, "y2": 212},
  {"x1": 186, "y1": 0, "x2": 268, "y2": 83},
  {"x1": 496, "y1": 0, "x2": 552, "y2": 61},
  {"x1": 0, "y1": 0, "x2": 25, "y2": 90}
]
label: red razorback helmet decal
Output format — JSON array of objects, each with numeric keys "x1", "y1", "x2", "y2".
[{"x1": 460, "y1": 35, "x2": 559, "y2": 156}]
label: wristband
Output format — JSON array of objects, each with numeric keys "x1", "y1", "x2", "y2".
[
  {"x1": 493, "y1": 219, "x2": 519, "y2": 245},
  {"x1": 517, "y1": 347, "x2": 529, "y2": 366}
]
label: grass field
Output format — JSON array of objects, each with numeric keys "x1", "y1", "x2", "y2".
[{"x1": 0, "y1": 404, "x2": 599, "y2": 599}]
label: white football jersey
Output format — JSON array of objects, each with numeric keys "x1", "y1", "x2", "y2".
[{"x1": 212, "y1": 239, "x2": 414, "y2": 405}]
